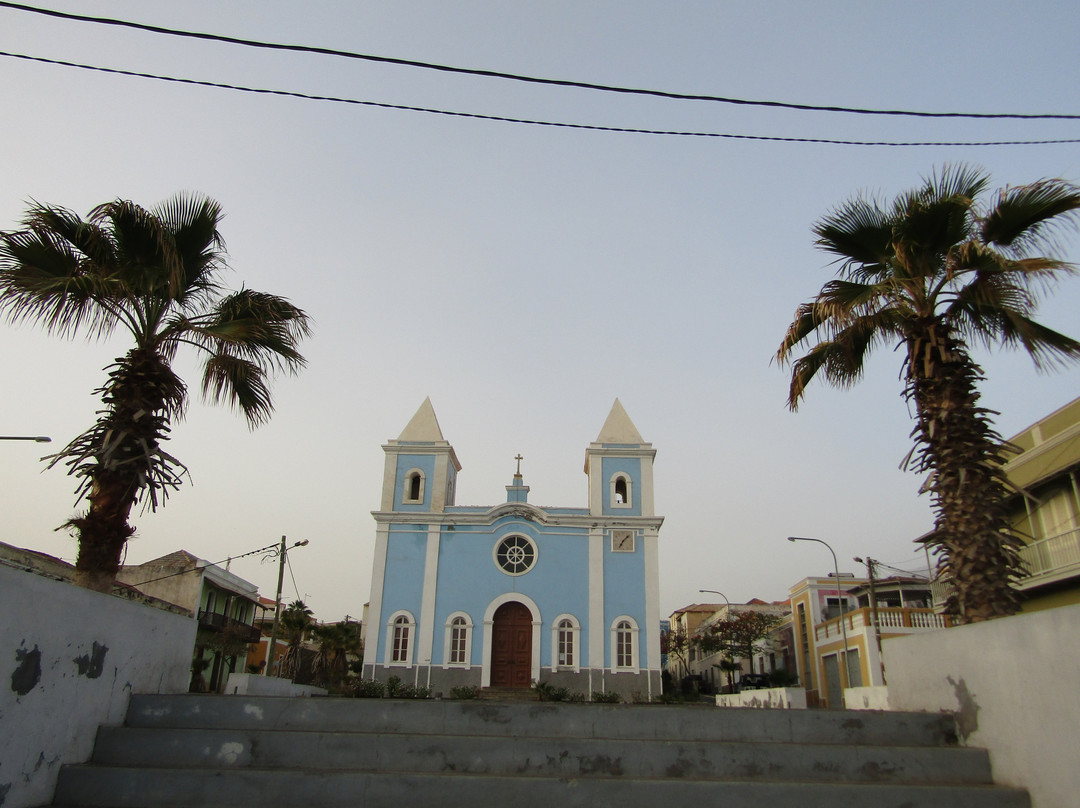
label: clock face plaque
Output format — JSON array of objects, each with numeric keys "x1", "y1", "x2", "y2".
[{"x1": 612, "y1": 530, "x2": 635, "y2": 553}]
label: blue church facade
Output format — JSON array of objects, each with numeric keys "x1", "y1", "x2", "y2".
[{"x1": 361, "y1": 398, "x2": 664, "y2": 700}]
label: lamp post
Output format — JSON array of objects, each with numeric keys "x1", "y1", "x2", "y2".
[
  {"x1": 0, "y1": 436, "x2": 51, "y2": 442},
  {"x1": 699, "y1": 588, "x2": 735, "y2": 693},
  {"x1": 263, "y1": 536, "x2": 310, "y2": 677},
  {"x1": 787, "y1": 536, "x2": 852, "y2": 695}
]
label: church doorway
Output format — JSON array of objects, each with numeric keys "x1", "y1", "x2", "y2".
[{"x1": 490, "y1": 601, "x2": 532, "y2": 688}]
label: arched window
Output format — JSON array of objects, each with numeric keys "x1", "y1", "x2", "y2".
[
  {"x1": 403, "y1": 469, "x2": 425, "y2": 503},
  {"x1": 443, "y1": 612, "x2": 473, "y2": 667},
  {"x1": 550, "y1": 614, "x2": 581, "y2": 671},
  {"x1": 386, "y1": 611, "x2": 415, "y2": 666},
  {"x1": 610, "y1": 616, "x2": 639, "y2": 672},
  {"x1": 558, "y1": 620, "x2": 575, "y2": 666},
  {"x1": 610, "y1": 473, "x2": 632, "y2": 508}
]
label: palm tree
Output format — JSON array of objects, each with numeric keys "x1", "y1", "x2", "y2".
[
  {"x1": 0, "y1": 194, "x2": 310, "y2": 591},
  {"x1": 279, "y1": 600, "x2": 313, "y2": 680},
  {"x1": 777, "y1": 165, "x2": 1080, "y2": 623},
  {"x1": 312, "y1": 620, "x2": 363, "y2": 688}
]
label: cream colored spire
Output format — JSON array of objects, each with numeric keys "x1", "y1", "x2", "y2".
[
  {"x1": 397, "y1": 397, "x2": 445, "y2": 442},
  {"x1": 595, "y1": 398, "x2": 644, "y2": 444}
]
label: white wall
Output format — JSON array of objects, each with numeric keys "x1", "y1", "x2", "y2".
[
  {"x1": 883, "y1": 603, "x2": 1080, "y2": 808},
  {"x1": 1, "y1": 564, "x2": 196, "y2": 808}
]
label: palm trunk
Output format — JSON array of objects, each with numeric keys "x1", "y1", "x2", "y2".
[
  {"x1": 67, "y1": 348, "x2": 185, "y2": 591},
  {"x1": 905, "y1": 323, "x2": 1023, "y2": 623}
]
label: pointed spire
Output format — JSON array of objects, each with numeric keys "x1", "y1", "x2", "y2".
[
  {"x1": 595, "y1": 398, "x2": 644, "y2": 444},
  {"x1": 398, "y1": 397, "x2": 445, "y2": 442}
]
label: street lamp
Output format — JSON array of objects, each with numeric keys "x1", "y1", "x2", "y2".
[
  {"x1": 787, "y1": 536, "x2": 852, "y2": 695},
  {"x1": 263, "y1": 536, "x2": 310, "y2": 677},
  {"x1": 0, "y1": 436, "x2": 51, "y2": 442},
  {"x1": 699, "y1": 589, "x2": 735, "y2": 693}
]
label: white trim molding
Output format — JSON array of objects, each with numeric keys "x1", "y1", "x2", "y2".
[
  {"x1": 480, "y1": 592, "x2": 542, "y2": 688},
  {"x1": 385, "y1": 610, "x2": 416, "y2": 667},
  {"x1": 550, "y1": 613, "x2": 582, "y2": 673},
  {"x1": 442, "y1": 611, "x2": 474, "y2": 668},
  {"x1": 610, "y1": 615, "x2": 640, "y2": 674}
]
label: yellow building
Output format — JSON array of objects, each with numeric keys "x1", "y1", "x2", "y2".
[
  {"x1": 1002, "y1": 395, "x2": 1080, "y2": 612},
  {"x1": 787, "y1": 575, "x2": 953, "y2": 708}
]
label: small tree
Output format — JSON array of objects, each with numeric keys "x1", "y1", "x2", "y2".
[
  {"x1": 699, "y1": 611, "x2": 785, "y2": 687},
  {"x1": 662, "y1": 625, "x2": 698, "y2": 681}
]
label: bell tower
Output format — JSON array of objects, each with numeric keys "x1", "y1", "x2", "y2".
[
  {"x1": 584, "y1": 398, "x2": 655, "y2": 517},
  {"x1": 380, "y1": 397, "x2": 461, "y2": 513}
]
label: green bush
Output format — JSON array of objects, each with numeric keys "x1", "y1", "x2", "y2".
[
  {"x1": 591, "y1": 691, "x2": 622, "y2": 703},
  {"x1": 350, "y1": 678, "x2": 386, "y2": 698},
  {"x1": 449, "y1": 685, "x2": 481, "y2": 700}
]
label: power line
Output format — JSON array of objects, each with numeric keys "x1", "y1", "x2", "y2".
[
  {"x1": 2, "y1": 1, "x2": 1078, "y2": 122},
  {"x1": 4, "y1": 51, "x2": 1079, "y2": 148}
]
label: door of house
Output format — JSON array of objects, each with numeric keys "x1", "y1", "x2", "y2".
[{"x1": 490, "y1": 601, "x2": 532, "y2": 688}]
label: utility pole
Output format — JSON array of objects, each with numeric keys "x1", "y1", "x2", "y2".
[
  {"x1": 263, "y1": 536, "x2": 309, "y2": 676},
  {"x1": 856, "y1": 555, "x2": 886, "y2": 685}
]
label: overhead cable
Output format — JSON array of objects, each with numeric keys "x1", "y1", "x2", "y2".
[
  {"x1": 3, "y1": 51, "x2": 1079, "y2": 148},
  {"x1": 1, "y1": 1, "x2": 1078, "y2": 122}
]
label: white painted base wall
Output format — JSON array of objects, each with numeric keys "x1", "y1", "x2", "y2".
[
  {"x1": 224, "y1": 673, "x2": 327, "y2": 697},
  {"x1": 883, "y1": 603, "x2": 1080, "y2": 808},
  {"x1": 715, "y1": 687, "x2": 807, "y2": 709},
  {"x1": 844, "y1": 685, "x2": 890, "y2": 711},
  {"x1": 0, "y1": 564, "x2": 196, "y2": 808}
]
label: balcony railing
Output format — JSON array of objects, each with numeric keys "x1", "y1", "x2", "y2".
[
  {"x1": 815, "y1": 606, "x2": 954, "y2": 641},
  {"x1": 1018, "y1": 527, "x2": 1080, "y2": 587},
  {"x1": 198, "y1": 610, "x2": 262, "y2": 643}
]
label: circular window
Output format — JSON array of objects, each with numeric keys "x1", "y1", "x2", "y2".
[{"x1": 494, "y1": 534, "x2": 537, "y2": 575}]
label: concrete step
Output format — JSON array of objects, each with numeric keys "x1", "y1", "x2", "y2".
[
  {"x1": 48, "y1": 694, "x2": 1030, "y2": 808},
  {"x1": 123, "y1": 693, "x2": 958, "y2": 746},
  {"x1": 88, "y1": 725, "x2": 994, "y2": 785},
  {"x1": 53, "y1": 767, "x2": 1031, "y2": 808}
]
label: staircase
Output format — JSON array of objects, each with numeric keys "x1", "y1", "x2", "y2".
[{"x1": 51, "y1": 693, "x2": 1029, "y2": 808}]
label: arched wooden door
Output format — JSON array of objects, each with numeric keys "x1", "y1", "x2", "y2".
[{"x1": 490, "y1": 601, "x2": 532, "y2": 688}]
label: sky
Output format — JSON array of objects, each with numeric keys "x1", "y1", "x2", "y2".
[{"x1": 2, "y1": 1, "x2": 1079, "y2": 623}]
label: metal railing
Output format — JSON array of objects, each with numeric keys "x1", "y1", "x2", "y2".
[
  {"x1": 1018, "y1": 527, "x2": 1080, "y2": 585},
  {"x1": 815, "y1": 606, "x2": 953, "y2": 641},
  {"x1": 197, "y1": 610, "x2": 262, "y2": 643}
]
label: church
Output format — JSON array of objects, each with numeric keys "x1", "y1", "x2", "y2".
[{"x1": 361, "y1": 398, "x2": 664, "y2": 700}]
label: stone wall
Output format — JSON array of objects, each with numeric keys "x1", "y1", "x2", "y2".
[
  {"x1": 883, "y1": 603, "x2": 1080, "y2": 808},
  {"x1": 1, "y1": 564, "x2": 195, "y2": 808}
]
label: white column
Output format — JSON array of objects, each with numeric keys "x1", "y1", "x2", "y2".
[
  {"x1": 416, "y1": 526, "x2": 441, "y2": 676},
  {"x1": 361, "y1": 524, "x2": 390, "y2": 674},
  {"x1": 588, "y1": 528, "x2": 605, "y2": 672}
]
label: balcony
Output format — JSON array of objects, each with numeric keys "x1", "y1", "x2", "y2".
[
  {"x1": 197, "y1": 610, "x2": 262, "y2": 643},
  {"x1": 1017, "y1": 527, "x2": 1080, "y2": 590},
  {"x1": 815, "y1": 607, "x2": 954, "y2": 642}
]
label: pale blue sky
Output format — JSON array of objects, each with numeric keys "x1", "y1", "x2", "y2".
[{"x1": 2, "y1": 1, "x2": 1079, "y2": 621}]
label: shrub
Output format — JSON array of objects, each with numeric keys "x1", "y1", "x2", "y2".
[
  {"x1": 449, "y1": 685, "x2": 481, "y2": 700},
  {"x1": 591, "y1": 691, "x2": 622, "y2": 704},
  {"x1": 350, "y1": 678, "x2": 386, "y2": 698}
]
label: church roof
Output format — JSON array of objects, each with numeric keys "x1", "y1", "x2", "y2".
[
  {"x1": 595, "y1": 398, "x2": 644, "y2": 444},
  {"x1": 398, "y1": 397, "x2": 446, "y2": 442}
]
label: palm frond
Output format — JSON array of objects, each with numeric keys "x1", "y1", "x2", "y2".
[
  {"x1": 813, "y1": 196, "x2": 892, "y2": 277},
  {"x1": 201, "y1": 354, "x2": 275, "y2": 427},
  {"x1": 155, "y1": 193, "x2": 228, "y2": 306},
  {"x1": 982, "y1": 179, "x2": 1080, "y2": 252}
]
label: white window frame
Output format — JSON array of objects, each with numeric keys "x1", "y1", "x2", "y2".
[
  {"x1": 385, "y1": 610, "x2": 416, "y2": 667},
  {"x1": 402, "y1": 468, "x2": 426, "y2": 504},
  {"x1": 610, "y1": 473, "x2": 633, "y2": 509},
  {"x1": 442, "y1": 611, "x2": 473, "y2": 668},
  {"x1": 610, "y1": 615, "x2": 639, "y2": 673},
  {"x1": 550, "y1": 613, "x2": 581, "y2": 672}
]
